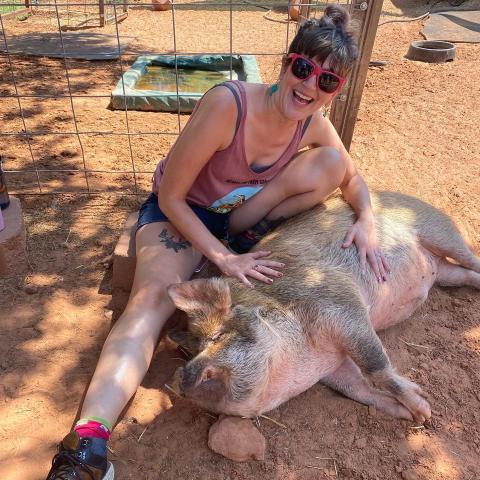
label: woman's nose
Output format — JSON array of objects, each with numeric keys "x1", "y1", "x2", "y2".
[{"x1": 302, "y1": 73, "x2": 317, "y2": 91}]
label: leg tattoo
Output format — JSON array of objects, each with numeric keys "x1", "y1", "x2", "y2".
[{"x1": 158, "y1": 229, "x2": 191, "y2": 253}]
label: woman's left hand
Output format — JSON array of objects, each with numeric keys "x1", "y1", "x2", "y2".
[{"x1": 342, "y1": 216, "x2": 390, "y2": 282}]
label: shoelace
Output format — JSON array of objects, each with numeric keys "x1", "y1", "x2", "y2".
[{"x1": 47, "y1": 450, "x2": 96, "y2": 480}]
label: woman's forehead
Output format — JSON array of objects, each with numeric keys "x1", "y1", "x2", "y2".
[{"x1": 304, "y1": 53, "x2": 333, "y2": 70}]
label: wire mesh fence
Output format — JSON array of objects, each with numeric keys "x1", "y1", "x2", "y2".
[{"x1": 0, "y1": 0, "x2": 378, "y2": 197}]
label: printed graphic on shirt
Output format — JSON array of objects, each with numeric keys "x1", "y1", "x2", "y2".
[{"x1": 207, "y1": 186, "x2": 262, "y2": 214}]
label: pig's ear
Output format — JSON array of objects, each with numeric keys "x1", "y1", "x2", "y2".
[{"x1": 167, "y1": 278, "x2": 231, "y2": 316}]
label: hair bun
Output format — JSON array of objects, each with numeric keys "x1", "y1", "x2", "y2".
[{"x1": 322, "y1": 4, "x2": 350, "y2": 29}]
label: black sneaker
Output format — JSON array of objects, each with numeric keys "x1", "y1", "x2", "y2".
[{"x1": 46, "y1": 431, "x2": 114, "y2": 480}]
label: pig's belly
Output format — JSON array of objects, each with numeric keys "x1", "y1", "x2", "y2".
[
  {"x1": 254, "y1": 349, "x2": 345, "y2": 415},
  {"x1": 369, "y1": 249, "x2": 439, "y2": 331}
]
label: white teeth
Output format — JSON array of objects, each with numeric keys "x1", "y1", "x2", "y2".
[{"x1": 294, "y1": 90, "x2": 313, "y2": 102}]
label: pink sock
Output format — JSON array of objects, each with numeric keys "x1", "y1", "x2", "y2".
[{"x1": 74, "y1": 420, "x2": 110, "y2": 441}]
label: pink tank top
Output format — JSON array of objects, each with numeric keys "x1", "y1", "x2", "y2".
[{"x1": 152, "y1": 81, "x2": 311, "y2": 213}]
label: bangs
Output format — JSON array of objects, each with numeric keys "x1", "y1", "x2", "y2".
[{"x1": 288, "y1": 28, "x2": 357, "y2": 77}]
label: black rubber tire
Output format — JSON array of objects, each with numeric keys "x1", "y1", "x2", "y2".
[{"x1": 406, "y1": 40, "x2": 456, "y2": 63}]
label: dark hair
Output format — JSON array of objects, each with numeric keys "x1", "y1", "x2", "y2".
[{"x1": 287, "y1": 5, "x2": 358, "y2": 76}]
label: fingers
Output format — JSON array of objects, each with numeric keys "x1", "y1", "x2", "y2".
[
  {"x1": 380, "y1": 252, "x2": 391, "y2": 273},
  {"x1": 367, "y1": 250, "x2": 389, "y2": 282},
  {"x1": 248, "y1": 259, "x2": 285, "y2": 285},
  {"x1": 227, "y1": 252, "x2": 286, "y2": 287},
  {"x1": 254, "y1": 264, "x2": 284, "y2": 279},
  {"x1": 238, "y1": 273, "x2": 254, "y2": 289},
  {"x1": 366, "y1": 250, "x2": 381, "y2": 282},
  {"x1": 342, "y1": 230, "x2": 355, "y2": 249},
  {"x1": 377, "y1": 253, "x2": 387, "y2": 281},
  {"x1": 248, "y1": 267, "x2": 275, "y2": 285}
]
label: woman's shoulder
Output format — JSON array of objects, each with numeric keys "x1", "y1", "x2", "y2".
[
  {"x1": 195, "y1": 83, "x2": 239, "y2": 119},
  {"x1": 299, "y1": 109, "x2": 330, "y2": 147}
]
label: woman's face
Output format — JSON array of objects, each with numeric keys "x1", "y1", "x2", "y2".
[{"x1": 275, "y1": 54, "x2": 341, "y2": 122}]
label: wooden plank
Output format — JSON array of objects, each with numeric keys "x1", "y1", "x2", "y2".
[
  {"x1": 328, "y1": 2, "x2": 366, "y2": 148},
  {"x1": 99, "y1": 0, "x2": 105, "y2": 27},
  {"x1": 337, "y1": 0, "x2": 384, "y2": 150}
]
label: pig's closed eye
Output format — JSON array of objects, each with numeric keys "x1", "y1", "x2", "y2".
[{"x1": 211, "y1": 331, "x2": 226, "y2": 341}]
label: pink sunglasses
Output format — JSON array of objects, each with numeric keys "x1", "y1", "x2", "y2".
[{"x1": 288, "y1": 53, "x2": 346, "y2": 94}]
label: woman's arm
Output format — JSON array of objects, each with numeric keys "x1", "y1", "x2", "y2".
[
  {"x1": 301, "y1": 113, "x2": 389, "y2": 281},
  {"x1": 158, "y1": 86, "x2": 284, "y2": 286}
]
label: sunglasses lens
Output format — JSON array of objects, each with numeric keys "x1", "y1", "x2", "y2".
[
  {"x1": 292, "y1": 58, "x2": 314, "y2": 80},
  {"x1": 318, "y1": 72, "x2": 340, "y2": 93}
]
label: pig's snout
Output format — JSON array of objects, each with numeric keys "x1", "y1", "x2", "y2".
[{"x1": 178, "y1": 364, "x2": 201, "y2": 394}]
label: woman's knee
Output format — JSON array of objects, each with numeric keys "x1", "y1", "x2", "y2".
[
  {"x1": 128, "y1": 282, "x2": 172, "y2": 312},
  {"x1": 109, "y1": 286, "x2": 172, "y2": 341},
  {"x1": 309, "y1": 147, "x2": 346, "y2": 185},
  {"x1": 282, "y1": 147, "x2": 345, "y2": 194}
]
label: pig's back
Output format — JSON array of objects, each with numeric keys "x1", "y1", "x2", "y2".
[
  {"x1": 255, "y1": 191, "x2": 425, "y2": 265},
  {"x1": 252, "y1": 191, "x2": 440, "y2": 316}
]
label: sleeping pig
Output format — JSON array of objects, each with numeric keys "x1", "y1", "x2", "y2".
[{"x1": 167, "y1": 192, "x2": 480, "y2": 423}]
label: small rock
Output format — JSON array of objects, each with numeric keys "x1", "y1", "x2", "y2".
[
  {"x1": 346, "y1": 414, "x2": 358, "y2": 427},
  {"x1": 208, "y1": 416, "x2": 266, "y2": 462},
  {"x1": 354, "y1": 437, "x2": 367, "y2": 449},
  {"x1": 395, "y1": 464, "x2": 403, "y2": 473},
  {"x1": 452, "y1": 298, "x2": 461, "y2": 307},
  {"x1": 401, "y1": 469, "x2": 419, "y2": 480},
  {"x1": 24, "y1": 284, "x2": 38, "y2": 294},
  {"x1": 368, "y1": 405, "x2": 377, "y2": 417},
  {"x1": 104, "y1": 309, "x2": 113, "y2": 320}
]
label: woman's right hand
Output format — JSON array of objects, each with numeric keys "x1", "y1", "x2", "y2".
[{"x1": 216, "y1": 251, "x2": 285, "y2": 288}]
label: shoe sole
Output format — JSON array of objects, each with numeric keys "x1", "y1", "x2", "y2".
[{"x1": 104, "y1": 462, "x2": 115, "y2": 480}]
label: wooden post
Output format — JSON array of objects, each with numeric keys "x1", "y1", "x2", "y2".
[
  {"x1": 329, "y1": 0, "x2": 384, "y2": 151},
  {"x1": 99, "y1": 0, "x2": 105, "y2": 27}
]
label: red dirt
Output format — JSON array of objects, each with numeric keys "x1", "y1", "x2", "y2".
[{"x1": 0, "y1": 1, "x2": 479, "y2": 479}]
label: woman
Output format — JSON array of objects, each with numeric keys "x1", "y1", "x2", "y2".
[{"x1": 46, "y1": 5, "x2": 388, "y2": 479}]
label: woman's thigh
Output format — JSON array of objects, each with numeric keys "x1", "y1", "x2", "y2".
[{"x1": 229, "y1": 147, "x2": 345, "y2": 234}]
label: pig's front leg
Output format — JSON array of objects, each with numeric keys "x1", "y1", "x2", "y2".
[
  {"x1": 341, "y1": 324, "x2": 431, "y2": 423},
  {"x1": 321, "y1": 357, "x2": 413, "y2": 420}
]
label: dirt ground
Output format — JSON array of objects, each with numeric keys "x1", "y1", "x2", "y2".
[{"x1": 1, "y1": 1, "x2": 479, "y2": 479}]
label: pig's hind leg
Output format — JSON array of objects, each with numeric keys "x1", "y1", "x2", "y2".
[
  {"x1": 321, "y1": 357, "x2": 413, "y2": 420},
  {"x1": 436, "y1": 258, "x2": 480, "y2": 289},
  {"x1": 417, "y1": 212, "x2": 480, "y2": 274}
]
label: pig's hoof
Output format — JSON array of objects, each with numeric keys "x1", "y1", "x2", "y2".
[
  {"x1": 208, "y1": 416, "x2": 266, "y2": 462},
  {"x1": 401, "y1": 386, "x2": 432, "y2": 423},
  {"x1": 372, "y1": 395, "x2": 413, "y2": 421}
]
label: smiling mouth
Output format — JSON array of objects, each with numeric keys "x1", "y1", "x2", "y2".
[{"x1": 293, "y1": 89, "x2": 314, "y2": 105}]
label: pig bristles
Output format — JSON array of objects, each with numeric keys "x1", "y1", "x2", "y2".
[
  {"x1": 137, "y1": 425, "x2": 149, "y2": 443},
  {"x1": 259, "y1": 414, "x2": 287, "y2": 429},
  {"x1": 203, "y1": 412, "x2": 217, "y2": 420},
  {"x1": 164, "y1": 383, "x2": 182, "y2": 398},
  {"x1": 401, "y1": 339, "x2": 430, "y2": 350},
  {"x1": 254, "y1": 309, "x2": 281, "y2": 340}
]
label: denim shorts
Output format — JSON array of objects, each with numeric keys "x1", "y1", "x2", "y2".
[{"x1": 137, "y1": 193, "x2": 230, "y2": 241}]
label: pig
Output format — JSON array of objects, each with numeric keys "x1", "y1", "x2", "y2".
[{"x1": 167, "y1": 192, "x2": 480, "y2": 423}]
